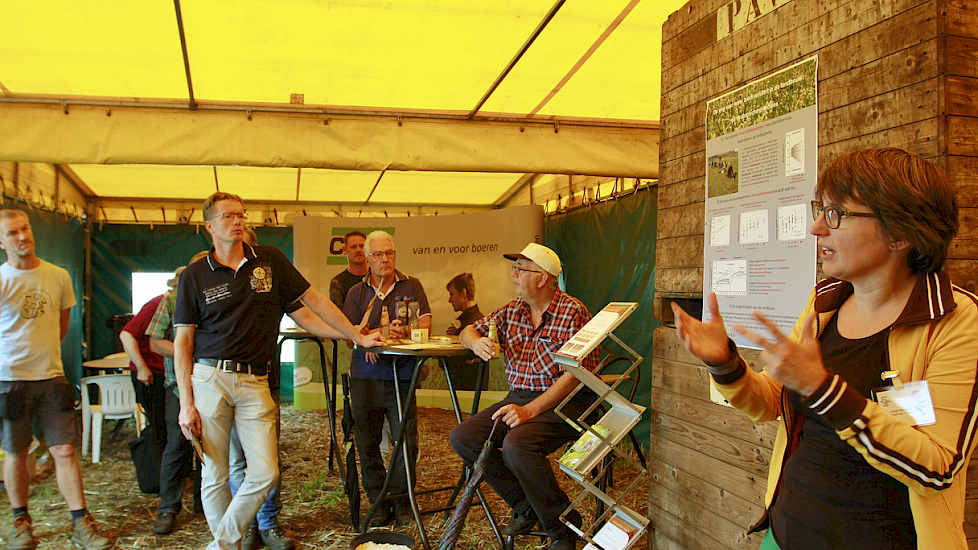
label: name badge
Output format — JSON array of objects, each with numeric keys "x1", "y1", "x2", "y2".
[{"x1": 874, "y1": 381, "x2": 936, "y2": 427}]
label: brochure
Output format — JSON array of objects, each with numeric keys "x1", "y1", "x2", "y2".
[
  {"x1": 558, "y1": 424, "x2": 611, "y2": 470},
  {"x1": 556, "y1": 303, "x2": 638, "y2": 362}
]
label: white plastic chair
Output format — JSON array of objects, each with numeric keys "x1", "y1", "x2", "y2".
[{"x1": 80, "y1": 374, "x2": 143, "y2": 463}]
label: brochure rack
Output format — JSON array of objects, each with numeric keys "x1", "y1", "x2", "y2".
[{"x1": 552, "y1": 303, "x2": 649, "y2": 550}]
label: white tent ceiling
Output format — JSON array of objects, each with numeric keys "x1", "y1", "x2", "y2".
[{"x1": 0, "y1": 0, "x2": 684, "y2": 217}]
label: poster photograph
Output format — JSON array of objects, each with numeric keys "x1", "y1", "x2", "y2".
[{"x1": 703, "y1": 56, "x2": 819, "y2": 349}]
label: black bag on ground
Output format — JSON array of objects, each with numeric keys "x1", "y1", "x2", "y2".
[{"x1": 128, "y1": 424, "x2": 162, "y2": 494}]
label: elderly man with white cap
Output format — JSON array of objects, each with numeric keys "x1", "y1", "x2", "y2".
[{"x1": 450, "y1": 243, "x2": 599, "y2": 550}]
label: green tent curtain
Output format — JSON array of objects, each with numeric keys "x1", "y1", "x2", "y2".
[
  {"x1": 546, "y1": 188, "x2": 658, "y2": 448},
  {"x1": 90, "y1": 224, "x2": 293, "y2": 387}
]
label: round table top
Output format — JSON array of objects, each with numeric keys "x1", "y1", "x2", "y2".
[
  {"x1": 81, "y1": 356, "x2": 131, "y2": 370},
  {"x1": 373, "y1": 338, "x2": 474, "y2": 358}
]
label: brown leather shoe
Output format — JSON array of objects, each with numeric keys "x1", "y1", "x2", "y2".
[
  {"x1": 152, "y1": 512, "x2": 177, "y2": 535},
  {"x1": 504, "y1": 509, "x2": 537, "y2": 536},
  {"x1": 70, "y1": 514, "x2": 113, "y2": 550},
  {"x1": 9, "y1": 514, "x2": 37, "y2": 550}
]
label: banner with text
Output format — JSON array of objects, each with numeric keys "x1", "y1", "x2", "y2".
[{"x1": 293, "y1": 206, "x2": 544, "y2": 334}]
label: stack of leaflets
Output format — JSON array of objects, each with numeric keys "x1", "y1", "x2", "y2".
[
  {"x1": 559, "y1": 425, "x2": 611, "y2": 470},
  {"x1": 582, "y1": 515, "x2": 641, "y2": 550}
]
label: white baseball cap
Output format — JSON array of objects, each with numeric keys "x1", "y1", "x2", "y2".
[{"x1": 504, "y1": 243, "x2": 562, "y2": 277}]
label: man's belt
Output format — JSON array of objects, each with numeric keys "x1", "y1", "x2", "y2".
[{"x1": 196, "y1": 358, "x2": 268, "y2": 376}]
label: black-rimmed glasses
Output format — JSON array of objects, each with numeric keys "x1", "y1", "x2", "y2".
[
  {"x1": 811, "y1": 201, "x2": 877, "y2": 229},
  {"x1": 209, "y1": 211, "x2": 248, "y2": 222}
]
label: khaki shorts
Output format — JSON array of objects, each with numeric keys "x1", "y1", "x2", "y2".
[{"x1": 0, "y1": 377, "x2": 80, "y2": 453}]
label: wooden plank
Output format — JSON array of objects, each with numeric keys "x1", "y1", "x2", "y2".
[
  {"x1": 663, "y1": 0, "x2": 937, "y2": 116},
  {"x1": 648, "y1": 454, "x2": 766, "y2": 533},
  {"x1": 651, "y1": 409, "x2": 773, "y2": 478},
  {"x1": 818, "y1": 79, "x2": 941, "y2": 144},
  {"x1": 950, "y1": 115, "x2": 978, "y2": 157},
  {"x1": 950, "y1": 208, "x2": 978, "y2": 259},
  {"x1": 654, "y1": 267, "x2": 703, "y2": 296},
  {"x1": 655, "y1": 326, "x2": 703, "y2": 364},
  {"x1": 657, "y1": 203, "x2": 705, "y2": 240},
  {"x1": 661, "y1": 0, "x2": 730, "y2": 44},
  {"x1": 661, "y1": 100, "x2": 709, "y2": 144},
  {"x1": 652, "y1": 357, "x2": 713, "y2": 399},
  {"x1": 658, "y1": 177, "x2": 705, "y2": 210},
  {"x1": 660, "y1": 126, "x2": 707, "y2": 166},
  {"x1": 650, "y1": 383, "x2": 779, "y2": 449},
  {"x1": 949, "y1": 36, "x2": 978, "y2": 77},
  {"x1": 949, "y1": 75, "x2": 978, "y2": 117},
  {"x1": 648, "y1": 432, "x2": 770, "y2": 507},
  {"x1": 655, "y1": 235, "x2": 705, "y2": 269},
  {"x1": 657, "y1": 152, "x2": 705, "y2": 186},
  {"x1": 946, "y1": 259, "x2": 978, "y2": 294},
  {"x1": 819, "y1": 40, "x2": 939, "y2": 112},
  {"x1": 647, "y1": 474, "x2": 762, "y2": 550},
  {"x1": 948, "y1": 155, "x2": 978, "y2": 207},
  {"x1": 655, "y1": 326, "x2": 767, "y2": 372},
  {"x1": 662, "y1": 14, "x2": 719, "y2": 85},
  {"x1": 646, "y1": 501, "x2": 752, "y2": 550},
  {"x1": 650, "y1": 530, "x2": 686, "y2": 550},
  {"x1": 948, "y1": 0, "x2": 978, "y2": 39},
  {"x1": 816, "y1": 117, "x2": 941, "y2": 158}
]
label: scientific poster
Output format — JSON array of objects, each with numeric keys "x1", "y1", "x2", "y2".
[{"x1": 703, "y1": 56, "x2": 818, "y2": 349}]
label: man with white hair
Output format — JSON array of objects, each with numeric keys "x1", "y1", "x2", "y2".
[
  {"x1": 451, "y1": 243, "x2": 598, "y2": 550},
  {"x1": 342, "y1": 230, "x2": 431, "y2": 527}
]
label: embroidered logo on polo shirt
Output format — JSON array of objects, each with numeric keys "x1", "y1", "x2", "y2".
[
  {"x1": 204, "y1": 283, "x2": 231, "y2": 305},
  {"x1": 251, "y1": 264, "x2": 273, "y2": 293}
]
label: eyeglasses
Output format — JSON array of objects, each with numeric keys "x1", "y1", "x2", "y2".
[
  {"x1": 209, "y1": 211, "x2": 248, "y2": 222},
  {"x1": 811, "y1": 201, "x2": 877, "y2": 229},
  {"x1": 512, "y1": 265, "x2": 542, "y2": 275},
  {"x1": 368, "y1": 250, "x2": 396, "y2": 259}
]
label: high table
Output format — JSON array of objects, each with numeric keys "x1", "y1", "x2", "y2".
[
  {"x1": 277, "y1": 329, "x2": 340, "y2": 474},
  {"x1": 359, "y1": 340, "x2": 504, "y2": 550}
]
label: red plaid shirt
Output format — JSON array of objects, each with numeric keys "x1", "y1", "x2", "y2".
[{"x1": 474, "y1": 289, "x2": 598, "y2": 391}]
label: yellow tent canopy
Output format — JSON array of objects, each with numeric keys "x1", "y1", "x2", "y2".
[{"x1": 0, "y1": 0, "x2": 685, "y2": 221}]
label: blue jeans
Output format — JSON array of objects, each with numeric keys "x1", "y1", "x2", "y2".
[
  {"x1": 191, "y1": 363, "x2": 278, "y2": 550},
  {"x1": 229, "y1": 390, "x2": 281, "y2": 530}
]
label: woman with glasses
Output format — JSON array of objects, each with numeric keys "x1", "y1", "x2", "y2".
[{"x1": 672, "y1": 148, "x2": 978, "y2": 550}]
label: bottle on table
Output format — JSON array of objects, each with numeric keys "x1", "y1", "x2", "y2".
[
  {"x1": 380, "y1": 307, "x2": 390, "y2": 339},
  {"x1": 396, "y1": 296, "x2": 409, "y2": 325},
  {"x1": 408, "y1": 297, "x2": 420, "y2": 330}
]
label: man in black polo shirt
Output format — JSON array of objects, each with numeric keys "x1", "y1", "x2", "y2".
[{"x1": 174, "y1": 192, "x2": 384, "y2": 550}]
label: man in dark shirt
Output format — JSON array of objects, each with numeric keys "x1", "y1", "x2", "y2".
[
  {"x1": 173, "y1": 192, "x2": 383, "y2": 550},
  {"x1": 329, "y1": 230, "x2": 368, "y2": 309},
  {"x1": 444, "y1": 273, "x2": 485, "y2": 391},
  {"x1": 120, "y1": 293, "x2": 168, "y2": 454},
  {"x1": 445, "y1": 272, "x2": 482, "y2": 335},
  {"x1": 342, "y1": 230, "x2": 431, "y2": 527}
]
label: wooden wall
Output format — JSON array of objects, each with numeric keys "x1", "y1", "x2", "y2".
[{"x1": 650, "y1": 0, "x2": 978, "y2": 548}]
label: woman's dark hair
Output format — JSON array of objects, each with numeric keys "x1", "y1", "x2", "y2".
[{"x1": 816, "y1": 148, "x2": 958, "y2": 273}]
